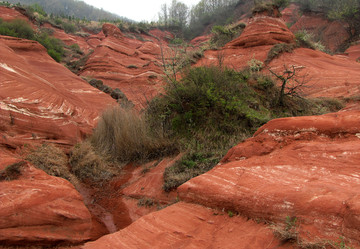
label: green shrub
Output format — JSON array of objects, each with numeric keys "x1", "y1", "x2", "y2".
[
  {"x1": 147, "y1": 67, "x2": 272, "y2": 140},
  {"x1": 147, "y1": 66, "x2": 344, "y2": 191},
  {"x1": 210, "y1": 24, "x2": 243, "y2": 48},
  {"x1": 35, "y1": 33, "x2": 65, "y2": 62},
  {"x1": 295, "y1": 30, "x2": 326, "y2": 52},
  {"x1": 0, "y1": 18, "x2": 34, "y2": 39},
  {"x1": 147, "y1": 66, "x2": 280, "y2": 190},
  {"x1": 0, "y1": 18, "x2": 65, "y2": 62},
  {"x1": 70, "y1": 43, "x2": 83, "y2": 54},
  {"x1": 127, "y1": 64, "x2": 138, "y2": 69},
  {"x1": 265, "y1": 43, "x2": 296, "y2": 64},
  {"x1": 62, "y1": 22, "x2": 77, "y2": 33},
  {"x1": 247, "y1": 57, "x2": 264, "y2": 72},
  {"x1": 163, "y1": 152, "x2": 219, "y2": 191}
]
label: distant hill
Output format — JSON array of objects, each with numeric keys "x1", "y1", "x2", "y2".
[{"x1": 3, "y1": 0, "x2": 131, "y2": 21}]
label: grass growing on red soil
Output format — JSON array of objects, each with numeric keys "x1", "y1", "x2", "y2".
[
  {"x1": 147, "y1": 66, "x2": 345, "y2": 191},
  {"x1": 69, "y1": 106, "x2": 179, "y2": 184},
  {"x1": 26, "y1": 144, "x2": 73, "y2": 182}
]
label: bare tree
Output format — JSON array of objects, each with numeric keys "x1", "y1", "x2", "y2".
[
  {"x1": 158, "y1": 3, "x2": 168, "y2": 27},
  {"x1": 268, "y1": 64, "x2": 309, "y2": 106}
]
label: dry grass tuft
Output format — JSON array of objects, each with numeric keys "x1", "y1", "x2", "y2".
[
  {"x1": 26, "y1": 144, "x2": 72, "y2": 182},
  {"x1": 90, "y1": 106, "x2": 178, "y2": 164},
  {"x1": 0, "y1": 161, "x2": 26, "y2": 181},
  {"x1": 69, "y1": 141, "x2": 117, "y2": 184}
]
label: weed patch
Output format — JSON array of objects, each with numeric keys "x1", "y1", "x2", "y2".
[
  {"x1": 69, "y1": 141, "x2": 117, "y2": 184},
  {"x1": 0, "y1": 161, "x2": 26, "y2": 181},
  {"x1": 163, "y1": 152, "x2": 219, "y2": 191},
  {"x1": 146, "y1": 66, "x2": 343, "y2": 190},
  {"x1": 265, "y1": 43, "x2": 296, "y2": 64},
  {"x1": 26, "y1": 144, "x2": 72, "y2": 182},
  {"x1": 90, "y1": 106, "x2": 178, "y2": 164}
]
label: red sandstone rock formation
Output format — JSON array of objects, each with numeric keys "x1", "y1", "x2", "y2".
[
  {"x1": 281, "y1": 3, "x2": 301, "y2": 24},
  {"x1": 226, "y1": 15, "x2": 295, "y2": 48},
  {"x1": 80, "y1": 23, "x2": 167, "y2": 109},
  {"x1": 290, "y1": 13, "x2": 349, "y2": 52},
  {"x1": 345, "y1": 43, "x2": 360, "y2": 61},
  {"x1": 195, "y1": 16, "x2": 360, "y2": 100},
  {"x1": 0, "y1": 152, "x2": 92, "y2": 245},
  {"x1": 0, "y1": 35, "x2": 116, "y2": 149},
  {"x1": 0, "y1": 6, "x2": 30, "y2": 22},
  {"x1": 178, "y1": 109, "x2": 360, "y2": 247},
  {"x1": 81, "y1": 202, "x2": 291, "y2": 249}
]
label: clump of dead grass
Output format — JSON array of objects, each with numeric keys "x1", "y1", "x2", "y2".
[
  {"x1": 26, "y1": 144, "x2": 73, "y2": 182},
  {"x1": 90, "y1": 105, "x2": 178, "y2": 164},
  {"x1": 69, "y1": 141, "x2": 117, "y2": 184},
  {"x1": 0, "y1": 161, "x2": 26, "y2": 181}
]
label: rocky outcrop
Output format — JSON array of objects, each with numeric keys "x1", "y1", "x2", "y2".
[
  {"x1": 289, "y1": 12, "x2": 349, "y2": 52},
  {"x1": 196, "y1": 42, "x2": 360, "y2": 100},
  {"x1": 102, "y1": 23, "x2": 123, "y2": 39},
  {"x1": 80, "y1": 24, "x2": 167, "y2": 109},
  {"x1": 0, "y1": 35, "x2": 116, "y2": 148},
  {"x1": 267, "y1": 48, "x2": 360, "y2": 99},
  {"x1": 0, "y1": 6, "x2": 30, "y2": 22},
  {"x1": 81, "y1": 202, "x2": 290, "y2": 249},
  {"x1": 226, "y1": 15, "x2": 295, "y2": 48},
  {"x1": 345, "y1": 43, "x2": 360, "y2": 61},
  {"x1": 178, "y1": 109, "x2": 360, "y2": 247},
  {"x1": 0, "y1": 152, "x2": 92, "y2": 245}
]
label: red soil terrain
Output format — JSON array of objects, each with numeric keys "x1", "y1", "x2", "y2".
[
  {"x1": 0, "y1": 13, "x2": 115, "y2": 245},
  {"x1": 179, "y1": 108, "x2": 360, "y2": 247},
  {"x1": 0, "y1": 35, "x2": 115, "y2": 149},
  {"x1": 81, "y1": 12, "x2": 360, "y2": 249},
  {"x1": 281, "y1": 4, "x2": 350, "y2": 52},
  {"x1": 1, "y1": 5, "x2": 360, "y2": 248},
  {"x1": 0, "y1": 153, "x2": 92, "y2": 245},
  {"x1": 0, "y1": 6, "x2": 30, "y2": 23},
  {"x1": 79, "y1": 24, "x2": 170, "y2": 109},
  {"x1": 196, "y1": 15, "x2": 360, "y2": 100}
]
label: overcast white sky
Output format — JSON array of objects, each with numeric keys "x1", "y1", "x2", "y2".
[{"x1": 82, "y1": 0, "x2": 201, "y2": 22}]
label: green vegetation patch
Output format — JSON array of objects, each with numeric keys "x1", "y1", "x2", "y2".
[
  {"x1": 163, "y1": 152, "x2": 219, "y2": 191},
  {"x1": 0, "y1": 18, "x2": 65, "y2": 62},
  {"x1": 265, "y1": 43, "x2": 296, "y2": 64},
  {"x1": 146, "y1": 66, "x2": 343, "y2": 191},
  {"x1": 210, "y1": 24, "x2": 245, "y2": 48}
]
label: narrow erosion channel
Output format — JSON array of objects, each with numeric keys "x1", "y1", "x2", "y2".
[{"x1": 74, "y1": 164, "x2": 137, "y2": 236}]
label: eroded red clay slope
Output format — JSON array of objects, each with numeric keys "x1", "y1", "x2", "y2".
[{"x1": 0, "y1": 35, "x2": 116, "y2": 149}]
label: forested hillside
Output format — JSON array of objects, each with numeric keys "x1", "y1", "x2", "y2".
[{"x1": 2, "y1": 0, "x2": 129, "y2": 21}]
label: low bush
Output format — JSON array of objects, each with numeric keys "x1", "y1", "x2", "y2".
[
  {"x1": 295, "y1": 30, "x2": 326, "y2": 52},
  {"x1": 0, "y1": 18, "x2": 65, "y2": 62},
  {"x1": 147, "y1": 66, "x2": 281, "y2": 190},
  {"x1": 163, "y1": 152, "x2": 219, "y2": 191},
  {"x1": 210, "y1": 24, "x2": 244, "y2": 48},
  {"x1": 69, "y1": 141, "x2": 116, "y2": 183},
  {"x1": 0, "y1": 161, "x2": 26, "y2": 181},
  {"x1": 62, "y1": 22, "x2": 77, "y2": 34},
  {"x1": 265, "y1": 43, "x2": 296, "y2": 64},
  {"x1": 35, "y1": 32, "x2": 65, "y2": 62},
  {"x1": 26, "y1": 144, "x2": 72, "y2": 182},
  {"x1": 147, "y1": 66, "x2": 344, "y2": 190},
  {"x1": 0, "y1": 18, "x2": 34, "y2": 39}
]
